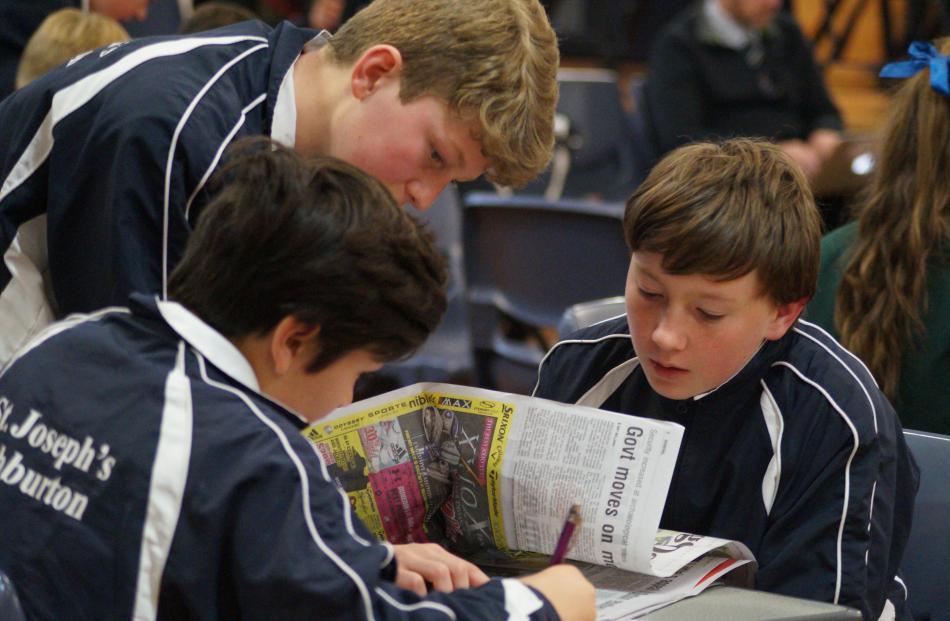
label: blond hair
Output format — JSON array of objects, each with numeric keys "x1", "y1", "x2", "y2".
[
  {"x1": 327, "y1": 0, "x2": 559, "y2": 187},
  {"x1": 16, "y1": 8, "x2": 130, "y2": 89},
  {"x1": 834, "y1": 38, "x2": 950, "y2": 400},
  {"x1": 625, "y1": 139, "x2": 821, "y2": 305}
]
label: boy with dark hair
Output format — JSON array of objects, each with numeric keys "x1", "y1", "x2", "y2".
[
  {"x1": 534, "y1": 139, "x2": 918, "y2": 619},
  {"x1": 0, "y1": 0, "x2": 560, "y2": 367},
  {"x1": 0, "y1": 141, "x2": 594, "y2": 621}
]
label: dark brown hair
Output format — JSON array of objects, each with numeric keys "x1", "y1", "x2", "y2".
[
  {"x1": 168, "y1": 138, "x2": 447, "y2": 372},
  {"x1": 624, "y1": 138, "x2": 821, "y2": 304}
]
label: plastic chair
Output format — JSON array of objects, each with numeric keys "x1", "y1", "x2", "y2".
[
  {"x1": 520, "y1": 68, "x2": 643, "y2": 202},
  {"x1": 548, "y1": 0, "x2": 634, "y2": 61},
  {"x1": 381, "y1": 186, "x2": 473, "y2": 387},
  {"x1": 901, "y1": 429, "x2": 950, "y2": 619},
  {"x1": 557, "y1": 296, "x2": 627, "y2": 339},
  {"x1": 462, "y1": 193, "x2": 629, "y2": 393},
  {"x1": 626, "y1": 74, "x2": 660, "y2": 187},
  {"x1": 0, "y1": 570, "x2": 26, "y2": 621}
]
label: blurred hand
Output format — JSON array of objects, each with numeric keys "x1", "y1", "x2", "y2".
[
  {"x1": 519, "y1": 564, "x2": 596, "y2": 621},
  {"x1": 779, "y1": 139, "x2": 822, "y2": 180},
  {"x1": 309, "y1": 0, "x2": 345, "y2": 31},
  {"x1": 808, "y1": 128, "x2": 844, "y2": 162},
  {"x1": 90, "y1": 0, "x2": 150, "y2": 21},
  {"x1": 393, "y1": 543, "x2": 490, "y2": 596}
]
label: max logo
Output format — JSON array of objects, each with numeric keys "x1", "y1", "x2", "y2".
[{"x1": 438, "y1": 397, "x2": 472, "y2": 409}]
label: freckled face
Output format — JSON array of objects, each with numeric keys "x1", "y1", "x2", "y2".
[
  {"x1": 625, "y1": 251, "x2": 791, "y2": 400},
  {"x1": 327, "y1": 77, "x2": 489, "y2": 211}
]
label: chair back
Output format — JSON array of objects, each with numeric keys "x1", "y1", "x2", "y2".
[
  {"x1": 626, "y1": 74, "x2": 659, "y2": 185},
  {"x1": 462, "y1": 193, "x2": 628, "y2": 392},
  {"x1": 383, "y1": 186, "x2": 473, "y2": 385},
  {"x1": 0, "y1": 570, "x2": 26, "y2": 621},
  {"x1": 557, "y1": 296, "x2": 627, "y2": 339},
  {"x1": 901, "y1": 429, "x2": 950, "y2": 618},
  {"x1": 521, "y1": 69, "x2": 642, "y2": 201},
  {"x1": 558, "y1": 68, "x2": 642, "y2": 200},
  {"x1": 548, "y1": 0, "x2": 632, "y2": 60}
]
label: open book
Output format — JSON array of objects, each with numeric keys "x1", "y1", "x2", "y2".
[{"x1": 304, "y1": 383, "x2": 754, "y2": 619}]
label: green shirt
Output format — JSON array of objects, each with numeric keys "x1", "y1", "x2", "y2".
[{"x1": 807, "y1": 222, "x2": 950, "y2": 434}]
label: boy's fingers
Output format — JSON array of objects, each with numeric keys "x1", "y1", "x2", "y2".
[
  {"x1": 465, "y1": 561, "x2": 490, "y2": 588},
  {"x1": 420, "y1": 543, "x2": 490, "y2": 591},
  {"x1": 395, "y1": 567, "x2": 428, "y2": 597},
  {"x1": 443, "y1": 555, "x2": 486, "y2": 591},
  {"x1": 393, "y1": 543, "x2": 489, "y2": 592}
]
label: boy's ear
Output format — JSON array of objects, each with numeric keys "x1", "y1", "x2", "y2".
[
  {"x1": 350, "y1": 44, "x2": 403, "y2": 100},
  {"x1": 269, "y1": 316, "x2": 321, "y2": 375},
  {"x1": 765, "y1": 297, "x2": 808, "y2": 341}
]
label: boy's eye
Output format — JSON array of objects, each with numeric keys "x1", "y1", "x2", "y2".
[
  {"x1": 430, "y1": 149, "x2": 445, "y2": 165},
  {"x1": 638, "y1": 287, "x2": 661, "y2": 300},
  {"x1": 698, "y1": 309, "x2": 725, "y2": 321}
]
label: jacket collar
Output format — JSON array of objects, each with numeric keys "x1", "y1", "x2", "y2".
[
  {"x1": 131, "y1": 293, "x2": 260, "y2": 392},
  {"x1": 264, "y1": 22, "x2": 327, "y2": 141},
  {"x1": 696, "y1": 0, "x2": 779, "y2": 50},
  {"x1": 701, "y1": 0, "x2": 755, "y2": 49}
]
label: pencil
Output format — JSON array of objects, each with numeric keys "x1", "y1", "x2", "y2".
[{"x1": 549, "y1": 504, "x2": 582, "y2": 565}]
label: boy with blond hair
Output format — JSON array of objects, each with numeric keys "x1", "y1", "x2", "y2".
[
  {"x1": 0, "y1": 0, "x2": 559, "y2": 367},
  {"x1": 15, "y1": 8, "x2": 130, "y2": 89},
  {"x1": 534, "y1": 139, "x2": 918, "y2": 619}
]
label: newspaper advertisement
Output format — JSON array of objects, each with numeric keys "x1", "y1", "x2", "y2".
[
  {"x1": 306, "y1": 382, "x2": 710, "y2": 577},
  {"x1": 305, "y1": 384, "x2": 509, "y2": 548}
]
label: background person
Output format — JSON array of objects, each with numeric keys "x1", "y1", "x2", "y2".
[
  {"x1": 15, "y1": 8, "x2": 130, "y2": 89},
  {"x1": 807, "y1": 39, "x2": 950, "y2": 435},
  {"x1": 644, "y1": 0, "x2": 843, "y2": 181}
]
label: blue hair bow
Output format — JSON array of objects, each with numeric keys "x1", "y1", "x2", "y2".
[{"x1": 879, "y1": 41, "x2": 950, "y2": 97}]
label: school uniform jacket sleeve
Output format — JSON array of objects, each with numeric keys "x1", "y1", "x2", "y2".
[
  {"x1": 754, "y1": 325, "x2": 917, "y2": 619},
  {"x1": 164, "y1": 416, "x2": 558, "y2": 621},
  {"x1": 206, "y1": 418, "x2": 559, "y2": 621},
  {"x1": 0, "y1": 21, "x2": 295, "y2": 365}
]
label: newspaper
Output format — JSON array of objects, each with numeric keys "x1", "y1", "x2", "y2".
[{"x1": 304, "y1": 383, "x2": 754, "y2": 615}]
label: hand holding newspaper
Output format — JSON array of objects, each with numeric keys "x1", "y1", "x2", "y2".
[{"x1": 304, "y1": 383, "x2": 754, "y2": 618}]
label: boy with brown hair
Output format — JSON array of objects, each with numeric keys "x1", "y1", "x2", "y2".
[
  {"x1": 0, "y1": 0, "x2": 559, "y2": 367},
  {"x1": 534, "y1": 139, "x2": 918, "y2": 619},
  {"x1": 0, "y1": 139, "x2": 595, "y2": 621}
]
